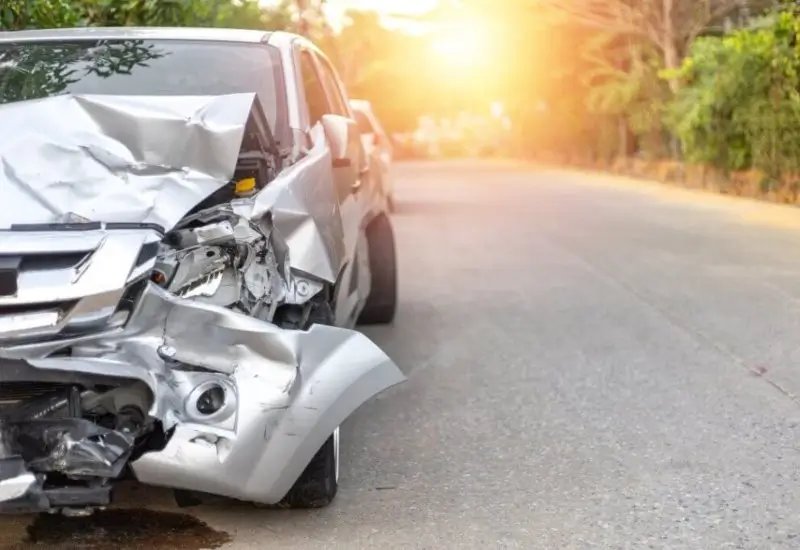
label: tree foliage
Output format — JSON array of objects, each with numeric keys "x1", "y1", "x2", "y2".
[
  {"x1": 668, "y1": 7, "x2": 800, "y2": 177},
  {"x1": 582, "y1": 32, "x2": 668, "y2": 148},
  {"x1": 331, "y1": 10, "x2": 427, "y2": 132},
  {"x1": 1, "y1": 0, "x2": 295, "y2": 31}
]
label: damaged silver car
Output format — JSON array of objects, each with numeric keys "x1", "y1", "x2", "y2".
[{"x1": 0, "y1": 27, "x2": 404, "y2": 513}]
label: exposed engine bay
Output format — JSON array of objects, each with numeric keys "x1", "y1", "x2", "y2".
[{"x1": 0, "y1": 92, "x2": 403, "y2": 514}]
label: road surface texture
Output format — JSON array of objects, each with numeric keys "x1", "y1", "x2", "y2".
[{"x1": 3, "y1": 159, "x2": 800, "y2": 549}]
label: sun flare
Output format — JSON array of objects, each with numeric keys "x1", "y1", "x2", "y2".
[{"x1": 430, "y1": 20, "x2": 490, "y2": 69}]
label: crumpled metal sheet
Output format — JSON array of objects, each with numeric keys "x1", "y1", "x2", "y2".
[
  {"x1": 246, "y1": 124, "x2": 347, "y2": 283},
  {"x1": 0, "y1": 92, "x2": 347, "y2": 285},
  {"x1": 0, "y1": 93, "x2": 255, "y2": 231}
]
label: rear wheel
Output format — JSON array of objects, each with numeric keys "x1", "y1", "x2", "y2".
[{"x1": 357, "y1": 214, "x2": 397, "y2": 325}]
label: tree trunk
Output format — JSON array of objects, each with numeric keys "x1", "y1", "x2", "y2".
[
  {"x1": 663, "y1": 0, "x2": 680, "y2": 93},
  {"x1": 618, "y1": 116, "x2": 629, "y2": 157},
  {"x1": 662, "y1": 0, "x2": 683, "y2": 160}
]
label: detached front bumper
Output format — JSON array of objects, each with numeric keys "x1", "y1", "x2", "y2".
[{"x1": 0, "y1": 283, "x2": 405, "y2": 509}]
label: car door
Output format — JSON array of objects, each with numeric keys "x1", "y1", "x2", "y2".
[{"x1": 297, "y1": 47, "x2": 369, "y2": 327}]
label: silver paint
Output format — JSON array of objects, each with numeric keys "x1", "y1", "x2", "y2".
[{"x1": 0, "y1": 93, "x2": 255, "y2": 231}]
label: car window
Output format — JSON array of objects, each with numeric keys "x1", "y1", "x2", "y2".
[
  {"x1": 299, "y1": 51, "x2": 330, "y2": 126},
  {"x1": 313, "y1": 54, "x2": 350, "y2": 117},
  {"x1": 0, "y1": 39, "x2": 290, "y2": 146}
]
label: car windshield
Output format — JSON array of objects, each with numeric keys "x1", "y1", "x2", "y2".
[{"x1": 0, "y1": 38, "x2": 289, "y2": 146}]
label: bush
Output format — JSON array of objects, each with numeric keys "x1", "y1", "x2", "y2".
[{"x1": 667, "y1": 8, "x2": 800, "y2": 179}]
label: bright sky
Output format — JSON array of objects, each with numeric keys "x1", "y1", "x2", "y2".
[
  {"x1": 325, "y1": 0, "x2": 438, "y2": 15},
  {"x1": 327, "y1": 0, "x2": 440, "y2": 32},
  {"x1": 260, "y1": 0, "x2": 441, "y2": 31}
]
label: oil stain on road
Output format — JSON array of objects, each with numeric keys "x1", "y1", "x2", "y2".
[{"x1": 3, "y1": 509, "x2": 231, "y2": 550}]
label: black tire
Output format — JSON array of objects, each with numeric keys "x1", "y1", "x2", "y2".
[
  {"x1": 277, "y1": 428, "x2": 339, "y2": 509},
  {"x1": 275, "y1": 297, "x2": 340, "y2": 509},
  {"x1": 357, "y1": 214, "x2": 397, "y2": 325}
]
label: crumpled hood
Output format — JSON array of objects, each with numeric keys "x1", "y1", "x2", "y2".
[{"x1": 0, "y1": 93, "x2": 258, "y2": 231}]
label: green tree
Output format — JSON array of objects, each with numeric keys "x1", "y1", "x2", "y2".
[
  {"x1": 1, "y1": 0, "x2": 82, "y2": 29},
  {"x1": 331, "y1": 9, "x2": 435, "y2": 133},
  {"x1": 0, "y1": 0, "x2": 293, "y2": 30},
  {"x1": 534, "y1": 0, "x2": 775, "y2": 91},
  {"x1": 668, "y1": 6, "x2": 800, "y2": 177}
]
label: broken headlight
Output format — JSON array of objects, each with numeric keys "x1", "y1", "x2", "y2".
[
  {"x1": 145, "y1": 213, "x2": 297, "y2": 318},
  {"x1": 151, "y1": 245, "x2": 228, "y2": 299},
  {"x1": 149, "y1": 219, "x2": 241, "y2": 301}
]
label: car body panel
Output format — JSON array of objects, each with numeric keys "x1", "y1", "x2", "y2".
[{"x1": 0, "y1": 93, "x2": 255, "y2": 231}]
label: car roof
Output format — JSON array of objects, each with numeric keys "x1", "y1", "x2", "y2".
[{"x1": 0, "y1": 26, "x2": 275, "y2": 44}]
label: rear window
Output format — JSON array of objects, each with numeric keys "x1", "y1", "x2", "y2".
[{"x1": 0, "y1": 38, "x2": 290, "y2": 145}]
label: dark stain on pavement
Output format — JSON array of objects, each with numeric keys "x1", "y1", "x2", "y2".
[{"x1": 6, "y1": 509, "x2": 231, "y2": 549}]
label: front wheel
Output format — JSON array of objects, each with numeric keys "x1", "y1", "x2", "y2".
[
  {"x1": 278, "y1": 427, "x2": 340, "y2": 509},
  {"x1": 277, "y1": 298, "x2": 340, "y2": 509}
]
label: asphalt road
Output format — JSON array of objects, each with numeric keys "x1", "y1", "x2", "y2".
[{"x1": 5, "y1": 160, "x2": 800, "y2": 549}]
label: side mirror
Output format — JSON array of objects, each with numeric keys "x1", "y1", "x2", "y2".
[
  {"x1": 321, "y1": 114, "x2": 357, "y2": 166},
  {"x1": 321, "y1": 114, "x2": 365, "y2": 193}
]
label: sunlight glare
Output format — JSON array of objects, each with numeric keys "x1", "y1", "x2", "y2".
[{"x1": 430, "y1": 20, "x2": 489, "y2": 69}]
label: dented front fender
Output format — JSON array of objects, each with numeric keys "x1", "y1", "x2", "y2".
[{"x1": 130, "y1": 320, "x2": 404, "y2": 503}]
